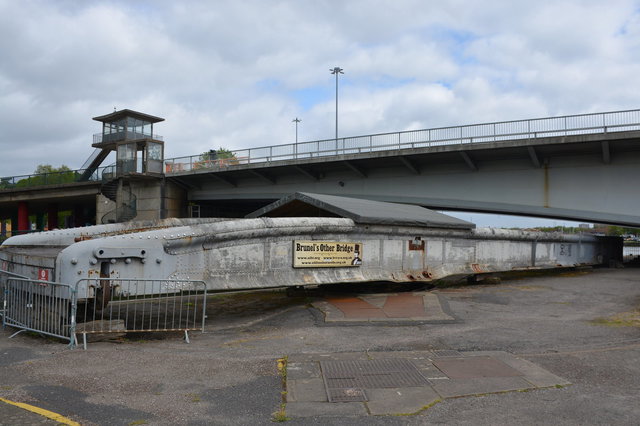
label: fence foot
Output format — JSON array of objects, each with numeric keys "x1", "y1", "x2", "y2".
[
  {"x1": 82, "y1": 333, "x2": 87, "y2": 351},
  {"x1": 69, "y1": 333, "x2": 78, "y2": 349},
  {"x1": 8, "y1": 329, "x2": 27, "y2": 339},
  {"x1": 184, "y1": 330, "x2": 190, "y2": 344}
]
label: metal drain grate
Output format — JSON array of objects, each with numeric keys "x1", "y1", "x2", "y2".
[{"x1": 320, "y1": 358, "x2": 430, "y2": 402}]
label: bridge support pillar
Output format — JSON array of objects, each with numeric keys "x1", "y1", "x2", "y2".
[
  {"x1": 47, "y1": 203, "x2": 58, "y2": 230},
  {"x1": 17, "y1": 201, "x2": 29, "y2": 234},
  {"x1": 73, "y1": 204, "x2": 86, "y2": 228},
  {"x1": 35, "y1": 211, "x2": 46, "y2": 232}
]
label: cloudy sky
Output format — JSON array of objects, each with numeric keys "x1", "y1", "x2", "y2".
[{"x1": 1, "y1": 0, "x2": 638, "y2": 226}]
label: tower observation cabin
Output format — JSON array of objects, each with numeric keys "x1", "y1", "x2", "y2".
[{"x1": 92, "y1": 109, "x2": 165, "y2": 177}]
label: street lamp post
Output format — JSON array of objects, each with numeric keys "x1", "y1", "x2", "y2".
[
  {"x1": 292, "y1": 117, "x2": 301, "y2": 158},
  {"x1": 330, "y1": 66, "x2": 344, "y2": 154}
]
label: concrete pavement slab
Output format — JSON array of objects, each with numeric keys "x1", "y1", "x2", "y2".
[
  {"x1": 285, "y1": 401, "x2": 368, "y2": 417},
  {"x1": 431, "y1": 356, "x2": 523, "y2": 379},
  {"x1": 286, "y1": 362, "x2": 321, "y2": 380},
  {"x1": 287, "y1": 378, "x2": 327, "y2": 402},
  {"x1": 312, "y1": 291, "x2": 455, "y2": 323},
  {"x1": 284, "y1": 350, "x2": 570, "y2": 418},
  {"x1": 471, "y1": 351, "x2": 572, "y2": 387},
  {"x1": 365, "y1": 387, "x2": 441, "y2": 415},
  {"x1": 430, "y1": 376, "x2": 534, "y2": 398}
]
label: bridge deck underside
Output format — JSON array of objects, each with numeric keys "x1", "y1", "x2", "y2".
[{"x1": 178, "y1": 132, "x2": 640, "y2": 226}]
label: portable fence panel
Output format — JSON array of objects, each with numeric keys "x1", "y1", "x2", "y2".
[
  {"x1": 623, "y1": 245, "x2": 640, "y2": 262},
  {"x1": 1, "y1": 277, "x2": 74, "y2": 342},
  {"x1": 74, "y1": 278, "x2": 207, "y2": 335}
]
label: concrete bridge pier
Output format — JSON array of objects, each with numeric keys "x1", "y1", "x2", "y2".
[
  {"x1": 47, "y1": 203, "x2": 58, "y2": 230},
  {"x1": 17, "y1": 201, "x2": 29, "y2": 234}
]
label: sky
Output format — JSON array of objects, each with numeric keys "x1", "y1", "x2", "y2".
[{"x1": 1, "y1": 0, "x2": 638, "y2": 228}]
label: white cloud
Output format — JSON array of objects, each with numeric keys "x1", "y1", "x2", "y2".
[{"x1": 1, "y1": 0, "x2": 639, "y2": 178}]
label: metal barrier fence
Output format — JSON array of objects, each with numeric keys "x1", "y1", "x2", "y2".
[
  {"x1": 623, "y1": 245, "x2": 640, "y2": 262},
  {"x1": 164, "y1": 109, "x2": 640, "y2": 173},
  {"x1": 1, "y1": 273, "x2": 208, "y2": 349},
  {"x1": 73, "y1": 278, "x2": 208, "y2": 348},
  {"x1": 1, "y1": 276, "x2": 75, "y2": 344},
  {"x1": 0, "y1": 269, "x2": 28, "y2": 324}
]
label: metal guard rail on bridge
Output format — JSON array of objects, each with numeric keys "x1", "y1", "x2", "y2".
[
  {"x1": 1, "y1": 109, "x2": 639, "y2": 186},
  {"x1": 164, "y1": 109, "x2": 640, "y2": 173},
  {"x1": 0, "y1": 164, "x2": 113, "y2": 190}
]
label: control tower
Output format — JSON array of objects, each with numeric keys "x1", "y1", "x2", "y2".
[
  {"x1": 91, "y1": 109, "x2": 165, "y2": 177},
  {"x1": 86, "y1": 109, "x2": 183, "y2": 223}
]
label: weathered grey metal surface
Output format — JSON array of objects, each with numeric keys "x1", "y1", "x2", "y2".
[
  {"x1": 1, "y1": 213, "x2": 620, "y2": 303},
  {"x1": 50, "y1": 218, "x2": 616, "y2": 300},
  {"x1": 0, "y1": 218, "x2": 227, "y2": 280},
  {"x1": 246, "y1": 192, "x2": 475, "y2": 229},
  {"x1": 1, "y1": 218, "x2": 227, "y2": 248}
]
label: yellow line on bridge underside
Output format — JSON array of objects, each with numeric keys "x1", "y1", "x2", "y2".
[{"x1": 0, "y1": 397, "x2": 80, "y2": 426}]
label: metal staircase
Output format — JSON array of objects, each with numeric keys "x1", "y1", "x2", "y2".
[{"x1": 100, "y1": 178, "x2": 137, "y2": 224}]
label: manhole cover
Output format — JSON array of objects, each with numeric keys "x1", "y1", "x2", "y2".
[
  {"x1": 432, "y1": 357, "x2": 523, "y2": 379},
  {"x1": 320, "y1": 358, "x2": 430, "y2": 402}
]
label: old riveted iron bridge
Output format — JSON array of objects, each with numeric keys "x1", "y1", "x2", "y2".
[{"x1": 1, "y1": 108, "x2": 639, "y2": 232}]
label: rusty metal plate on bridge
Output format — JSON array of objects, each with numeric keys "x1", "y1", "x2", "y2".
[
  {"x1": 320, "y1": 358, "x2": 430, "y2": 402},
  {"x1": 432, "y1": 357, "x2": 523, "y2": 379}
]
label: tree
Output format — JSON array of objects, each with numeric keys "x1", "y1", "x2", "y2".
[
  {"x1": 34, "y1": 164, "x2": 71, "y2": 174},
  {"x1": 195, "y1": 148, "x2": 238, "y2": 169},
  {"x1": 15, "y1": 164, "x2": 77, "y2": 188}
]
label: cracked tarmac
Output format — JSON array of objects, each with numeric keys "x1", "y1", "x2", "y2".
[{"x1": 1, "y1": 267, "x2": 640, "y2": 425}]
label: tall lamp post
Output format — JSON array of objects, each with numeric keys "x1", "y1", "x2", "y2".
[
  {"x1": 330, "y1": 66, "x2": 344, "y2": 153},
  {"x1": 292, "y1": 117, "x2": 301, "y2": 157}
]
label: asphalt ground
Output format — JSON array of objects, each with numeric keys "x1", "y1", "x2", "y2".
[{"x1": 1, "y1": 267, "x2": 639, "y2": 425}]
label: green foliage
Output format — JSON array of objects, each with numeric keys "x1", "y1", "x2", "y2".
[
  {"x1": 199, "y1": 148, "x2": 237, "y2": 161},
  {"x1": 12, "y1": 164, "x2": 78, "y2": 188},
  {"x1": 195, "y1": 148, "x2": 238, "y2": 169},
  {"x1": 215, "y1": 148, "x2": 235, "y2": 159},
  {"x1": 0, "y1": 177, "x2": 12, "y2": 189},
  {"x1": 0, "y1": 164, "x2": 78, "y2": 189},
  {"x1": 34, "y1": 164, "x2": 71, "y2": 174}
]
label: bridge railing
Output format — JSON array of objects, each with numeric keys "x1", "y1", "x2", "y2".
[
  {"x1": 0, "y1": 165, "x2": 113, "y2": 191},
  {"x1": 2, "y1": 110, "x2": 639, "y2": 186},
  {"x1": 164, "y1": 109, "x2": 640, "y2": 174}
]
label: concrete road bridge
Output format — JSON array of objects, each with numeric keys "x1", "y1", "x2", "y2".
[
  {"x1": 1, "y1": 108, "x2": 639, "y2": 233},
  {"x1": 167, "y1": 109, "x2": 640, "y2": 226}
]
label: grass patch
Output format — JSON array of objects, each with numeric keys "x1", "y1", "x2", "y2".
[
  {"x1": 391, "y1": 398, "x2": 442, "y2": 416},
  {"x1": 271, "y1": 356, "x2": 290, "y2": 422},
  {"x1": 591, "y1": 310, "x2": 640, "y2": 327},
  {"x1": 272, "y1": 403, "x2": 290, "y2": 422},
  {"x1": 186, "y1": 393, "x2": 201, "y2": 403}
]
